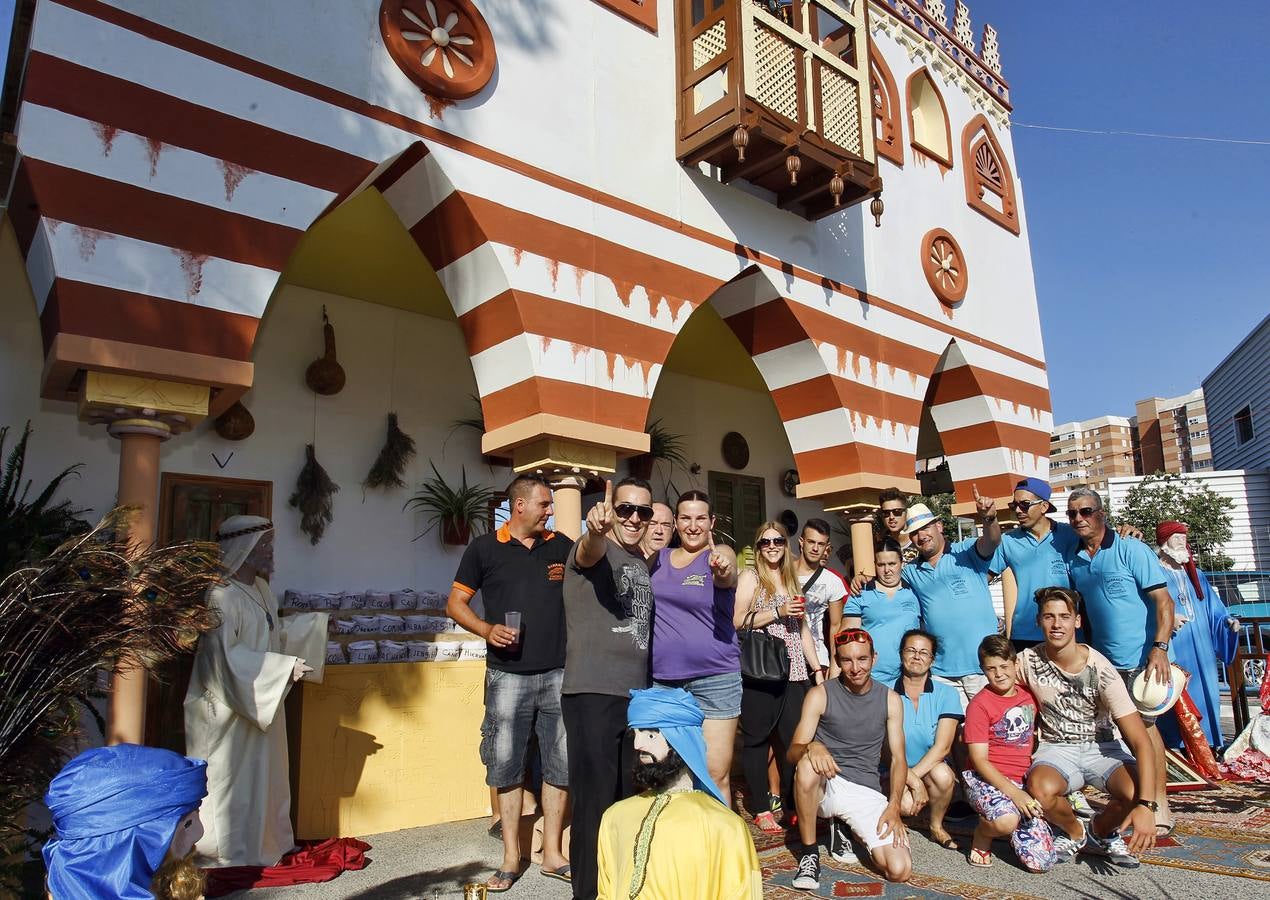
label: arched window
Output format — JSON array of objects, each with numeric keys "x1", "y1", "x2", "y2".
[
  {"x1": 869, "y1": 45, "x2": 903, "y2": 166},
  {"x1": 961, "y1": 114, "x2": 1019, "y2": 234},
  {"x1": 906, "y1": 68, "x2": 952, "y2": 168}
]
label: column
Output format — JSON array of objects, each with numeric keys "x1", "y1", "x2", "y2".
[
  {"x1": 510, "y1": 436, "x2": 618, "y2": 542},
  {"x1": 80, "y1": 372, "x2": 210, "y2": 746},
  {"x1": 849, "y1": 516, "x2": 875, "y2": 580},
  {"x1": 550, "y1": 474, "x2": 587, "y2": 541}
]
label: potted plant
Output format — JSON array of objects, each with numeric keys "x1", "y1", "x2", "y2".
[
  {"x1": 629, "y1": 419, "x2": 688, "y2": 481},
  {"x1": 404, "y1": 462, "x2": 501, "y2": 546}
]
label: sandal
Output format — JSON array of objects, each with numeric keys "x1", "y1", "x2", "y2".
[
  {"x1": 542, "y1": 865, "x2": 572, "y2": 883},
  {"x1": 1155, "y1": 821, "x2": 1176, "y2": 838},
  {"x1": 931, "y1": 831, "x2": 960, "y2": 851},
  {"x1": 968, "y1": 847, "x2": 993, "y2": 868},
  {"x1": 486, "y1": 869, "x2": 521, "y2": 893},
  {"x1": 753, "y1": 811, "x2": 783, "y2": 833}
]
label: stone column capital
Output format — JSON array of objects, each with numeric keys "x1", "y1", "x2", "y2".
[{"x1": 78, "y1": 371, "x2": 210, "y2": 439}]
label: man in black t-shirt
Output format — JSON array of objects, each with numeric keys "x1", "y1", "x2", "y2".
[
  {"x1": 562, "y1": 475, "x2": 655, "y2": 900},
  {"x1": 446, "y1": 473, "x2": 573, "y2": 892}
]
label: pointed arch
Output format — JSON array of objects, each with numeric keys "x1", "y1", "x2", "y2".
[
  {"x1": 869, "y1": 45, "x2": 903, "y2": 166},
  {"x1": 961, "y1": 114, "x2": 1020, "y2": 235},
  {"x1": 906, "y1": 67, "x2": 952, "y2": 169}
]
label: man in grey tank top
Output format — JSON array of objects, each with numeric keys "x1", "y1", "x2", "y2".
[{"x1": 787, "y1": 628, "x2": 913, "y2": 890}]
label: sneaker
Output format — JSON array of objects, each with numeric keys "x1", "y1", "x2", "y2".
[
  {"x1": 1052, "y1": 826, "x2": 1087, "y2": 864},
  {"x1": 769, "y1": 793, "x2": 783, "y2": 815},
  {"x1": 828, "y1": 817, "x2": 858, "y2": 864},
  {"x1": 1069, "y1": 791, "x2": 1094, "y2": 820},
  {"x1": 754, "y1": 810, "x2": 783, "y2": 833},
  {"x1": 1085, "y1": 829, "x2": 1140, "y2": 869},
  {"x1": 792, "y1": 849, "x2": 821, "y2": 891}
]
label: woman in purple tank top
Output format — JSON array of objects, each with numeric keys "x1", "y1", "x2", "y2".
[{"x1": 650, "y1": 490, "x2": 741, "y2": 802}]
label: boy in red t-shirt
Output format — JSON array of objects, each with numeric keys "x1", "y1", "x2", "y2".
[{"x1": 962, "y1": 635, "x2": 1056, "y2": 872}]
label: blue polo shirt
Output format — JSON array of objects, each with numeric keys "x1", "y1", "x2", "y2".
[
  {"x1": 895, "y1": 676, "x2": 963, "y2": 767},
  {"x1": 1066, "y1": 529, "x2": 1170, "y2": 669},
  {"x1": 902, "y1": 537, "x2": 998, "y2": 677},
  {"x1": 845, "y1": 584, "x2": 921, "y2": 684},
  {"x1": 989, "y1": 522, "x2": 1079, "y2": 641}
]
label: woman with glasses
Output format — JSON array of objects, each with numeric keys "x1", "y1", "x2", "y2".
[
  {"x1": 650, "y1": 490, "x2": 741, "y2": 802},
  {"x1": 733, "y1": 522, "x2": 823, "y2": 832},
  {"x1": 841, "y1": 539, "x2": 921, "y2": 685}
]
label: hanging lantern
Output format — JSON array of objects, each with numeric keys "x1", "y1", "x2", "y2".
[
  {"x1": 732, "y1": 125, "x2": 750, "y2": 162},
  {"x1": 870, "y1": 192, "x2": 885, "y2": 227},
  {"x1": 785, "y1": 151, "x2": 801, "y2": 186},
  {"x1": 214, "y1": 400, "x2": 255, "y2": 441},
  {"x1": 829, "y1": 172, "x2": 844, "y2": 207}
]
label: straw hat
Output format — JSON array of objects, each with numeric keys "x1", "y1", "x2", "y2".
[
  {"x1": 1129, "y1": 664, "x2": 1188, "y2": 717},
  {"x1": 904, "y1": 503, "x2": 938, "y2": 534}
]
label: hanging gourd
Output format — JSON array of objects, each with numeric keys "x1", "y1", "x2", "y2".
[
  {"x1": 213, "y1": 400, "x2": 255, "y2": 441},
  {"x1": 305, "y1": 306, "x2": 346, "y2": 395}
]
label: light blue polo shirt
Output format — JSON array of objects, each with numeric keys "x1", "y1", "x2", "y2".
[
  {"x1": 901, "y1": 537, "x2": 998, "y2": 677},
  {"x1": 989, "y1": 522, "x2": 1079, "y2": 641},
  {"x1": 895, "y1": 676, "x2": 963, "y2": 767},
  {"x1": 845, "y1": 584, "x2": 921, "y2": 684},
  {"x1": 1066, "y1": 529, "x2": 1170, "y2": 669}
]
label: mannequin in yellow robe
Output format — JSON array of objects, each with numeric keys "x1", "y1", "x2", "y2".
[{"x1": 184, "y1": 516, "x2": 328, "y2": 867}]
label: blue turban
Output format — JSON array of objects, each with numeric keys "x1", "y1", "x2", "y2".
[
  {"x1": 43, "y1": 744, "x2": 208, "y2": 900},
  {"x1": 628, "y1": 686, "x2": 726, "y2": 805}
]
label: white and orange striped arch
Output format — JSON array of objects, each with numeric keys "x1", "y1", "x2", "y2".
[{"x1": 9, "y1": 0, "x2": 1052, "y2": 503}]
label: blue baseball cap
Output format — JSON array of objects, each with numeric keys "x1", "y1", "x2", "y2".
[{"x1": 1014, "y1": 477, "x2": 1052, "y2": 503}]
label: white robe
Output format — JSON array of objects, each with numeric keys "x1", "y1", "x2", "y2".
[{"x1": 184, "y1": 577, "x2": 328, "y2": 867}]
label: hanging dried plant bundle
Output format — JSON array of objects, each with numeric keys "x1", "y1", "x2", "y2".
[
  {"x1": 0, "y1": 508, "x2": 222, "y2": 878},
  {"x1": 363, "y1": 412, "x2": 417, "y2": 490},
  {"x1": 290, "y1": 443, "x2": 339, "y2": 544}
]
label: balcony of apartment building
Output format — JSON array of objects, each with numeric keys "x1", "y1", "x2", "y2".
[{"x1": 675, "y1": 0, "x2": 881, "y2": 219}]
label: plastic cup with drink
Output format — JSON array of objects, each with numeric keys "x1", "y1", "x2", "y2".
[
  {"x1": 786, "y1": 595, "x2": 806, "y2": 618},
  {"x1": 504, "y1": 611, "x2": 522, "y2": 647}
]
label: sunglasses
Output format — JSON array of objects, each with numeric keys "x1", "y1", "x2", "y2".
[
  {"x1": 756, "y1": 536, "x2": 787, "y2": 548},
  {"x1": 615, "y1": 502, "x2": 654, "y2": 522},
  {"x1": 1066, "y1": 507, "x2": 1099, "y2": 520},
  {"x1": 1009, "y1": 499, "x2": 1042, "y2": 513},
  {"x1": 834, "y1": 628, "x2": 873, "y2": 647},
  {"x1": 881, "y1": 508, "x2": 906, "y2": 518}
]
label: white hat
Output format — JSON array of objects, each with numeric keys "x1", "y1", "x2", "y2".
[
  {"x1": 1130, "y1": 664, "x2": 1188, "y2": 718},
  {"x1": 215, "y1": 515, "x2": 273, "y2": 575},
  {"x1": 904, "y1": 503, "x2": 938, "y2": 534}
]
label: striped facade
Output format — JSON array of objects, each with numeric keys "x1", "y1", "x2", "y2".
[{"x1": 7, "y1": 0, "x2": 1052, "y2": 509}]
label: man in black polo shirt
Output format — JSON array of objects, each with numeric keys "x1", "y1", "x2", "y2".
[{"x1": 446, "y1": 473, "x2": 573, "y2": 892}]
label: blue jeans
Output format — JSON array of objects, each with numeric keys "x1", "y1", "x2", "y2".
[{"x1": 480, "y1": 668, "x2": 568, "y2": 788}]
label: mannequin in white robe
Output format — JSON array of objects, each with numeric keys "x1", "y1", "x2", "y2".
[{"x1": 184, "y1": 516, "x2": 328, "y2": 868}]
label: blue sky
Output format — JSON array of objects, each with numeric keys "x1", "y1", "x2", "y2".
[{"x1": 0, "y1": 1, "x2": 1264, "y2": 426}]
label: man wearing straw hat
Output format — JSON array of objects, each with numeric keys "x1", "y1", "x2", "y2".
[
  {"x1": 184, "y1": 516, "x2": 328, "y2": 867},
  {"x1": 596, "y1": 687, "x2": 761, "y2": 900}
]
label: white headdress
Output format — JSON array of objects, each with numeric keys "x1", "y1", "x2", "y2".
[{"x1": 215, "y1": 515, "x2": 273, "y2": 575}]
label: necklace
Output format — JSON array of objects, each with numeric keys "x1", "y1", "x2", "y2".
[{"x1": 229, "y1": 577, "x2": 274, "y2": 630}]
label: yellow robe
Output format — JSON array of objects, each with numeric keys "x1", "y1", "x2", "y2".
[
  {"x1": 597, "y1": 791, "x2": 762, "y2": 900},
  {"x1": 184, "y1": 577, "x2": 328, "y2": 867}
]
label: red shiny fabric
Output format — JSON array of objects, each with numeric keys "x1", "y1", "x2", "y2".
[
  {"x1": 1175, "y1": 690, "x2": 1220, "y2": 780},
  {"x1": 203, "y1": 838, "x2": 371, "y2": 897}
]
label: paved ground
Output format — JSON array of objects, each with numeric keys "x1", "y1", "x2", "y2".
[{"x1": 231, "y1": 813, "x2": 1261, "y2": 900}]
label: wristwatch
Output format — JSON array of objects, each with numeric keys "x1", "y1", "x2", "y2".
[
  {"x1": 1136, "y1": 798, "x2": 1158, "y2": 812},
  {"x1": 1151, "y1": 640, "x2": 1169, "y2": 653}
]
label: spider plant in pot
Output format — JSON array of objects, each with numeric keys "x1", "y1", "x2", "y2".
[
  {"x1": 404, "y1": 462, "x2": 501, "y2": 546},
  {"x1": 629, "y1": 419, "x2": 688, "y2": 481}
]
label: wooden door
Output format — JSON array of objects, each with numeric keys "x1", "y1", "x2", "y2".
[
  {"x1": 708, "y1": 471, "x2": 766, "y2": 549},
  {"x1": 146, "y1": 473, "x2": 272, "y2": 751}
]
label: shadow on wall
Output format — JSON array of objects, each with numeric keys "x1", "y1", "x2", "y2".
[{"x1": 483, "y1": 0, "x2": 563, "y2": 53}]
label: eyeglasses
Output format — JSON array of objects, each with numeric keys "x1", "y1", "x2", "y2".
[
  {"x1": 901, "y1": 647, "x2": 932, "y2": 658},
  {"x1": 615, "y1": 503, "x2": 654, "y2": 522},
  {"x1": 1009, "y1": 499, "x2": 1041, "y2": 513},
  {"x1": 1066, "y1": 507, "x2": 1099, "y2": 520},
  {"x1": 881, "y1": 508, "x2": 906, "y2": 518},
  {"x1": 834, "y1": 628, "x2": 873, "y2": 647},
  {"x1": 756, "y1": 536, "x2": 786, "y2": 548}
]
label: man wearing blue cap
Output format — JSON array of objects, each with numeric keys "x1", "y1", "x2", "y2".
[
  {"x1": 596, "y1": 687, "x2": 761, "y2": 899},
  {"x1": 43, "y1": 744, "x2": 208, "y2": 899}
]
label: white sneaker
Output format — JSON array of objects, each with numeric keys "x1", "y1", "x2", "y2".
[
  {"x1": 1085, "y1": 829, "x2": 1140, "y2": 868},
  {"x1": 1052, "y1": 826, "x2": 1087, "y2": 864},
  {"x1": 792, "y1": 849, "x2": 821, "y2": 891},
  {"x1": 828, "y1": 818, "x2": 858, "y2": 864}
]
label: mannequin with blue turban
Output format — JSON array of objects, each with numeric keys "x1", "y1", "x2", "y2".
[
  {"x1": 596, "y1": 687, "x2": 761, "y2": 899},
  {"x1": 43, "y1": 745, "x2": 208, "y2": 900}
]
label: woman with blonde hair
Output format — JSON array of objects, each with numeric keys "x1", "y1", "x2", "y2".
[{"x1": 733, "y1": 521, "x2": 822, "y2": 832}]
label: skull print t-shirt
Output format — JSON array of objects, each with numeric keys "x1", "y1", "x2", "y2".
[
  {"x1": 964, "y1": 684, "x2": 1039, "y2": 781},
  {"x1": 562, "y1": 540, "x2": 652, "y2": 697}
]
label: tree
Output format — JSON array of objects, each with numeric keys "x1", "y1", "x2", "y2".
[{"x1": 1113, "y1": 474, "x2": 1236, "y2": 571}]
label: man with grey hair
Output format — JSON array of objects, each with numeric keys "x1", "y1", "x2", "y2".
[
  {"x1": 1062, "y1": 487, "x2": 1176, "y2": 834},
  {"x1": 185, "y1": 516, "x2": 329, "y2": 866}
]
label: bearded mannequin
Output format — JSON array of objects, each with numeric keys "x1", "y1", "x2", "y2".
[{"x1": 183, "y1": 516, "x2": 329, "y2": 867}]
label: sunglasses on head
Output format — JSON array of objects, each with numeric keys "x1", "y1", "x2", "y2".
[
  {"x1": 1066, "y1": 506, "x2": 1099, "y2": 520},
  {"x1": 615, "y1": 502, "x2": 654, "y2": 522},
  {"x1": 756, "y1": 536, "x2": 786, "y2": 548},
  {"x1": 834, "y1": 628, "x2": 873, "y2": 648},
  {"x1": 1009, "y1": 499, "x2": 1042, "y2": 513}
]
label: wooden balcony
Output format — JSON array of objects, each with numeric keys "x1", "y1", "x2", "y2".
[{"x1": 676, "y1": 0, "x2": 882, "y2": 220}]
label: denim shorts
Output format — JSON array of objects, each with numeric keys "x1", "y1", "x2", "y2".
[
  {"x1": 480, "y1": 668, "x2": 569, "y2": 789},
  {"x1": 655, "y1": 671, "x2": 742, "y2": 719},
  {"x1": 1027, "y1": 741, "x2": 1133, "y2": 793}
]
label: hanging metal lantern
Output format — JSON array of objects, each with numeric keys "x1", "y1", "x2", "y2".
[
  {"x1": 829, "y1": 172, "x2": 844, "y2": 207},
  {"x1": 870, "y1": 192, "x2": 885, "y2": 227},
  {"x1": 785, "y1": 151, "x2": 801, "y2": 186},
  {"x1": 732, "y1": 125, "x2": 750, "y2": 163}
]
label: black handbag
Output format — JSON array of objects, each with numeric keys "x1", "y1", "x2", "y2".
[{"x1": 739, "y1": 608, "x2": 790, "y2": 682}]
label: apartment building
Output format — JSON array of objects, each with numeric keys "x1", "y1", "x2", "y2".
[
  {"x1": 1049, "y1": 416, "x2": 1138, "y2": 497},
  {"x1": 1136, "y1": 389, "x2": 1214, "y2": 476}
]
